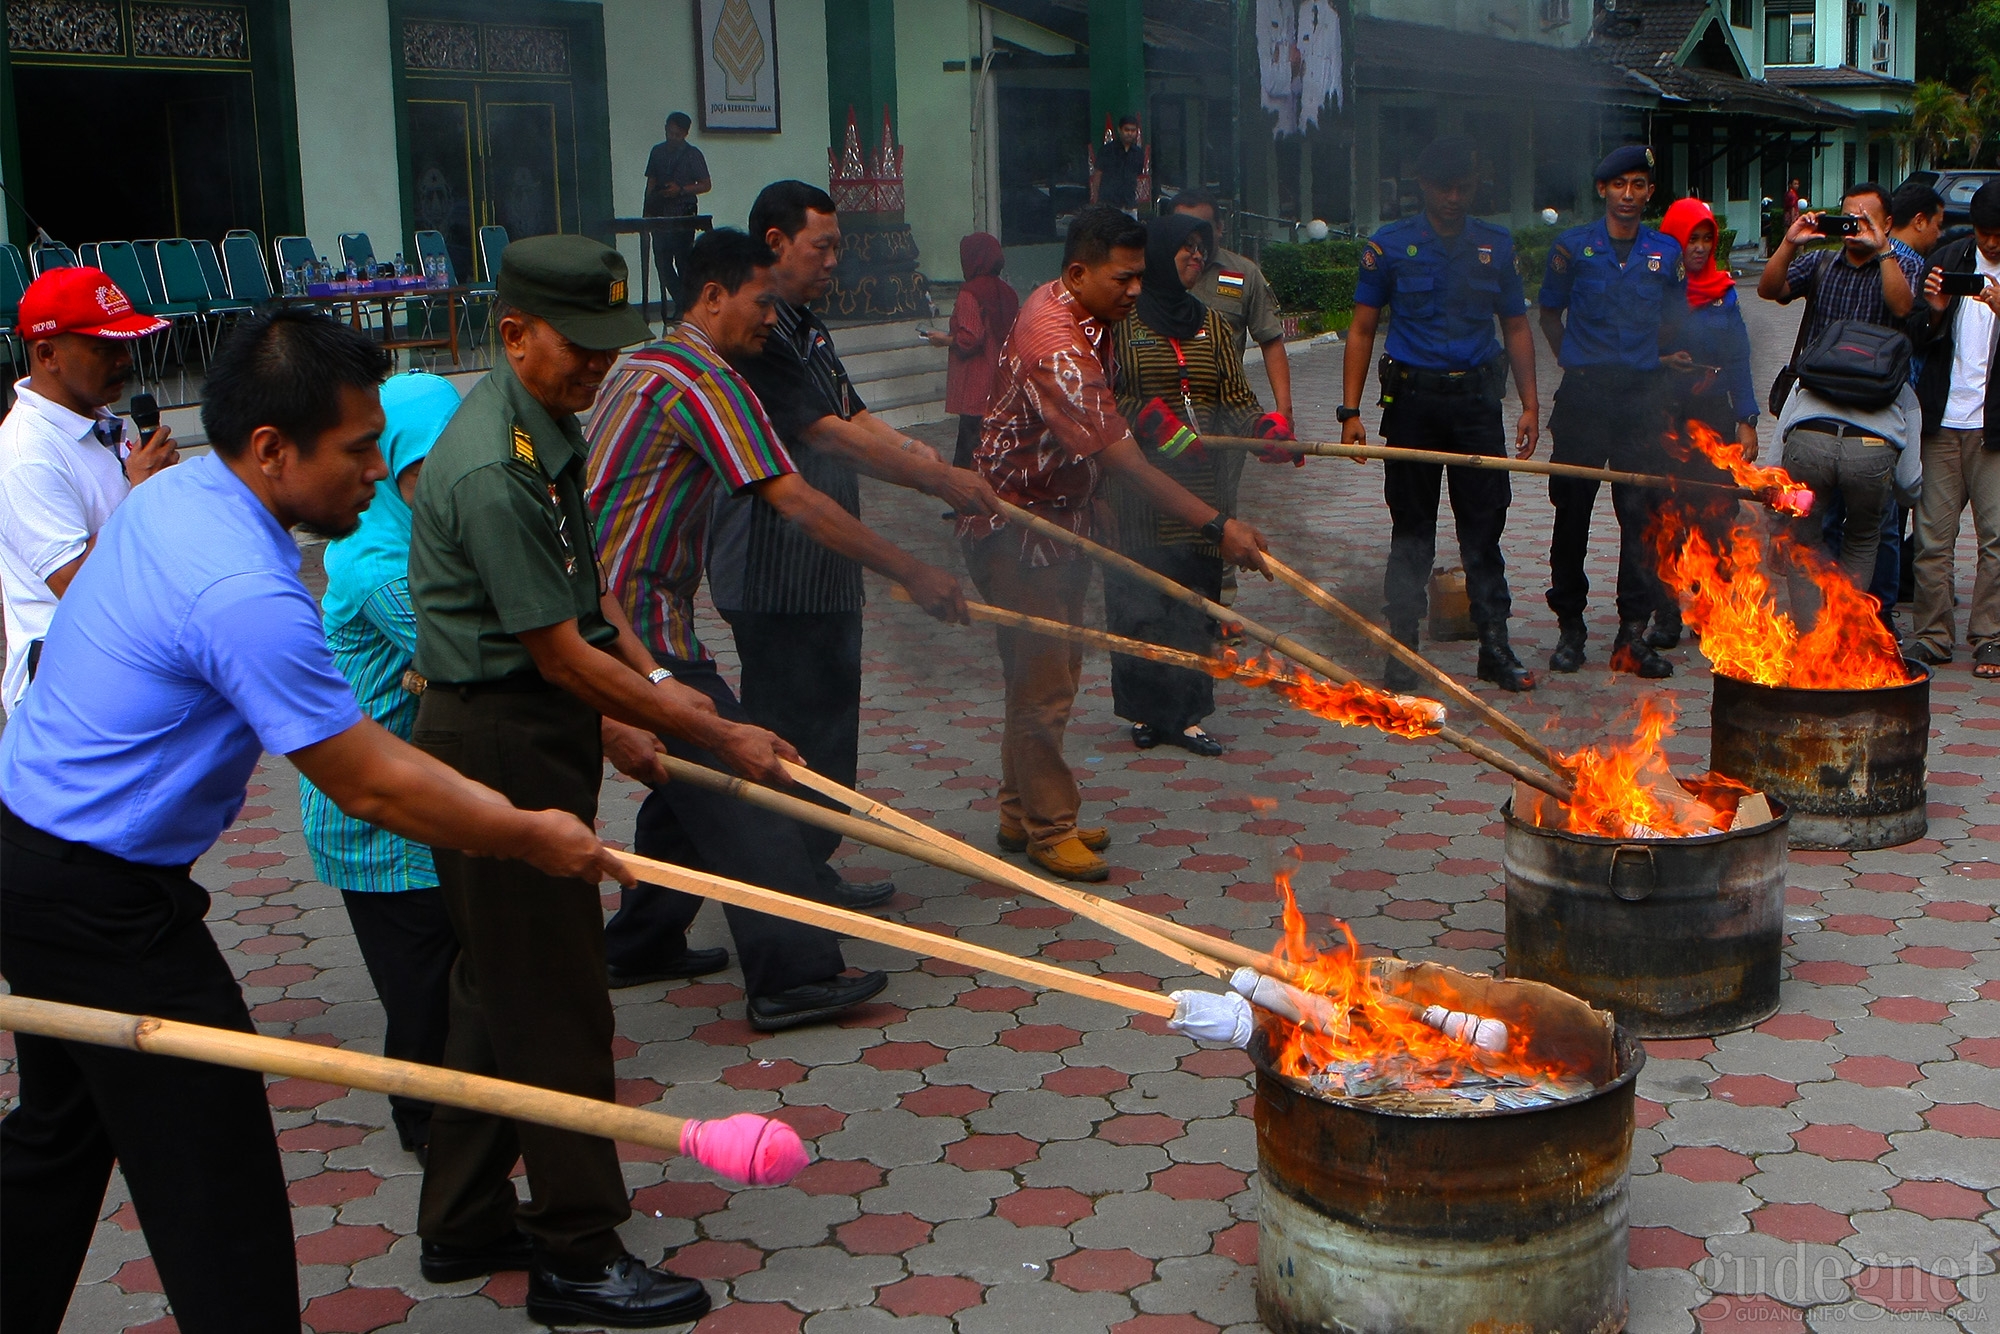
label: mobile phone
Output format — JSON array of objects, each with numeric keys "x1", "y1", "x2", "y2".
[
  {"x1": 1812, "y1": 214, "x2": 1861, "y2": 237},
  {"x1": 1938, "y1": 271, "x2": 1989, "y2": 298},
  {"x1": 913, "y1": 323, "x2": 935, "y2": 342}
]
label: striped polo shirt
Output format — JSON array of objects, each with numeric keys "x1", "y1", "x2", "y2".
[{"x1": 584, "y1": 322, "x2": 797, "y2": 663}]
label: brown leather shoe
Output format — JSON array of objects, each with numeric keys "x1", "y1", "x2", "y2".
[
  {"x1": 1027, "y1": 835, "x2": 1110, "y2": 882},
  {"x1": 998, "y1": 824, "x2": 1108, "y2": 854}
]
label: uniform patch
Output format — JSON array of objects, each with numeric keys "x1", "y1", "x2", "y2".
[
  {"x1": 1361, "y1": 242, "x2": 1381, "y2": 270},
  {"x1": 1477, "y1": 246, "x2": 1493, "y2": 265},
  {"x1": 1676, "y1": 260, "x2": 1687, "y2": 282},
  {"x1": 1582, "y1": 246, "x2": 1594, "y2": 258},
  {"x1": 1551, "y1": 248, "x2": 1569, "y2": 273},
  {"x1": 1216, "y1": 271, "x2": 1246, "y2": 294},
  {"x1": 609, "y1": 279, "x2": 628, "y2": 305},
  {"x1": 1406, "y1": 244, "x2": 1419, "y2": 257},
  {"x1": 1647, "y1": 254, "x2": 1661, "y2": 272},
  {"x1": 512, "y1": 425, "x2": 537, "y2": 468}
]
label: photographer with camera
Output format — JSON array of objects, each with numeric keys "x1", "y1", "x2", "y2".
[{"x1": 1758, "y1": 181, "x2": 1919, "y2": 356}]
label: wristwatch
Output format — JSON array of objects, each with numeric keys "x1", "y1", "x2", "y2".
[
  {"x1": 1335, "y1": 406, "x2": 1362, "y2": 423},
  {"x1": 647, "y1": 667, "x2": 674, "y2": 685},
  {"x1": 1198, "y1": 515, "x2": 1229, "y2": 547}
]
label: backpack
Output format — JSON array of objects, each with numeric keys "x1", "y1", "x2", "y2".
[{"x1": 1794, "y1": 319, "x2": 1913, "y2": 411}]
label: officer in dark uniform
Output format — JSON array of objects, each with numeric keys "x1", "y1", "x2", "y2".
[
  {"x1": 407, "y1": 234, "x2": 801, "y2": 1327},
  {"x1": 1538, "y1": 144, "x2": 1687, "y2": 679},
  {"x1": 1343, "y1": 136, "x2": 1541, "y2": 692}
]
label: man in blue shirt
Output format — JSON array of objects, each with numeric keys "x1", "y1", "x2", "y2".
[
  {"x1": 1343, "y1": 136, "x2": 1542, "y2": 693},
  {"x1": 0, "y1": 310, "x2": 628, "y2": 1334},
  {"x1": 1538, "y1": 144, "x2": 1689, "y2": 678}
]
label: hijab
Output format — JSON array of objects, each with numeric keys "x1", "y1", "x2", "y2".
[
  {"x1": 958, "y1": 232, "x2": 1019, "y2": 346},
  {"x1": 1135, "y1": 213, "x2": 1214, "y2": 341},
  {"x1": 1661, "y1": 198, "x2": 1736, "y2": 309},
  {"x1": 320, "y1": 371, "x2": 461, "y2": 632}
]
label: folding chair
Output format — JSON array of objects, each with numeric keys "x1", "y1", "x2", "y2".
[
  {"x1": 160, "y1": 239, "x2": 251, "y2": 360},
  {"x1": 28, "y1": 241, "x2": 76, "y2": 276},
  {"x1": 337, "y1": 232, "x2": 377, "y2": 275},
  {"x1": 78, "y1": 243, "x2": 99, "y2": 270},
  {"x1": 272, "y1": 234, "x2": 318, "y2": 289},
  {"x1": 0, "y1": 243, "x2": 28, "y2": 401},
  {"x1": 94, "y1": 242, "x2": 187, "y2": 393},
  {"x1": 131, "y1": 241, "x2": 167, "y2": 306},
  {"x1": 412, "y1": 228, "x2": 490, "y2": 352},
  {"x1": 192, "y1": 240, "x2": 228, "y2": 299},
  {"x1": 222, "y1": 231, "x2": 274, "y2": 303},
  {"x1": 478, "y1": 225, "x2": 510, "y2": 284}
]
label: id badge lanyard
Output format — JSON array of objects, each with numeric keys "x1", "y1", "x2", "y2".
[{"x1": 1166, "y1": 336, "x2": 1197, "y2": 429}]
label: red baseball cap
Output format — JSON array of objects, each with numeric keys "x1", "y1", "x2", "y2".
[{"x1": 17, "y1": 267, "x2": 170, "y2": 341}]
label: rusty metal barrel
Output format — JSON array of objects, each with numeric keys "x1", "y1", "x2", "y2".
[
  {"x1": 1253, "y1": 1019, "x2": 1643, "y2": 1334},
  {"x1": 1502, "y1": 798, "x2": 1789, "y2": 1037},
  {"x1": 1709, "y1": 664, "x2": 1930, "y2": 851}
]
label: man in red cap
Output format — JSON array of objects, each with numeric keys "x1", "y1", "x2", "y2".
[{"x1": 0, "y1": 267, "x2": 177, "y2": 710}]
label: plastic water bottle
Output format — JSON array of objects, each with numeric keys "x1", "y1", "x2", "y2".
[{"x1": 394, "y1": 253, "x2": 407, "y2": 279}]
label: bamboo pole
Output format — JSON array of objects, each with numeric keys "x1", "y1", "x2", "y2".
[
  {"x1": 1257, "y1": 553, "x2": 1569, "y2": 779},
  {"x1": 990, "y1": 501, "x2": 1574, "y2": 801},
  {"x1": 0, "y1": 993, "x2": 704, "y2": 1155},
  {"x1": 613, "y1": 849, "x2": 1179, "y2": 1018},
  {"x1": 1206, "y1": 434, "x2": 1768, "y2": 503}
]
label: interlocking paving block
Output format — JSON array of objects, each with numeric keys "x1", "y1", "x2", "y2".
[
  {"x1": 730, "y1": 1246, "x2": 905, "y2": 1310},
  {"x1": 969, "y1": 1088, "x2": 1111, "y2": 1142},
  {"x1": 372, "y1": 1293, "x2": 540, "y2": 1332},
  {"x1": 1112, "y1": 1070, "x2": 1246, "y2": 1122},
  {"x1": 1622, "y1": 1267, "x2": 1704, "y2": 1334},
  {"x1": 702, "y1": 1186, "x2": 860, "y2": 1250},
  {"x1": 1018, "y1": 1139, "x2": 1171, "y2": 1194},
  {"x1": 786, "y1": 1061, "x2": 923, "y2": 1113},
  {"x1": 904, "y1": 1217, "x2": 1077, "y2": 1285},
  {"x1": 1707, "y1": 1033, "x2": 1842, "y2": 1084},
  {"x1": 1882, "y1": 1130, "x2": 2000, "y2": 1190},
  {"x1": 1696, "y1": 1234, "x2": 1855, "y2": 1302},
  {"x1": 1843, "y1": 1210, "x2": 2000, "y2": 1275},
  {"x1": 1657, "y1": 1099, "x2": 1805, "y2": 1153},
  {"x1": 816, "y1": 1108, "x2": 966, "y2": 1168},
  {"x1": 884, "y1": 1006, "x2": 1014, "y2": 1050},
  {"x1": 333, "y1": 1171, "x2": 424, "y2": 1233},
  {"x1": 1164, "y1": 1117, "x2": 1257, "y2": 1170},
  {"x1": 951, "y1": 1279, "x2": 1136, "y2": 1332},
  {"x1": 802, "y1": 1310, "x2": 956, "y2": 1334},
  {"x1": 1130, "y1": 1253, "x2": 1256, "y2": 1323},
  {"x1": 1745, "y1": 1155, "x2": 1895, "y2": 1213},
  {"x1": 1070, "y1": 1193, "x2": 1232, "y2": 1259},
  {"x1": 861, "y1": 1163, "x2": 1020, "y2": 1223},
  {"x1": 1074, "y1": 1027, "x2": 1194, "y2": 1075},
  {"x1": 1790, "y1": 1081, "x2": 1930, "y2": 1132},
  {"x1": 1630, "y1": 1175, "x2": 1757, "y2": 1236},
  {"x1": 751, "y1": 1026, "x2": 878, "y2": 1067},
  {"x1": 928, "y1": 1044, "x2": 1064, "y2": 1092}
]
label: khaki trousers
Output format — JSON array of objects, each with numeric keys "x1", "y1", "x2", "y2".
[
  {"x1": 966, "y1": 539, "x2": 1093, "y2": 849},
  {"x1": 1912, "y1": 428, "x2": 2000, "y2": 658},
  {"x1": 1778, "y1": 427, "x2": 1896, "y2": 627}
]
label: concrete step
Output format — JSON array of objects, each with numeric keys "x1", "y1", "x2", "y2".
[{"x1": 859, "y1": 368, "x2": 948, "y2": 412}]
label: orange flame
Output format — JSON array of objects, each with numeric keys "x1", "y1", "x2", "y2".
[
  {"x1": 1554, "y1": 698, "x2": 1742, "y2": 837},
  {"x1": 1651, "y1": 509, "x2": 1911, "y2": 689},
  {"x1": 1207, "y1": 651, "x2": 1444, "y2": 738},
  {"x1": 1265, "y1": 867, "x2": 1582, "y2": 1091},
  {"x1": 1678, "y1": 420, "x2": 1813, "y2": 515}
]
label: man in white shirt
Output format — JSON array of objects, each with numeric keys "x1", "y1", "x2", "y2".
[
  {"x1": 0, "y1": 267, "x2": 177, "y2": 708},
  {"x1": 1910, "y1": 181, "x2": 2000, "y2": 675}
]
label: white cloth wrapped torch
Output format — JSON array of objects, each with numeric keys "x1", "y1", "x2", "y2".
[{"x1": 1167, "y1": 966, "x2": 1508, "y2": 1053}]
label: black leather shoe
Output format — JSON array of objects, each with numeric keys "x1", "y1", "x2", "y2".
[
  {"x1": 1131, "y1": 722, "x2": 1160, "y2": 749},
  {"x1": 420, "y1": 1230, "x2": 535, "y2": 1283},
  {"x1": 1549, "y1": 616, "x2": 1588, "y2": 673},
  {"x1": 1611, "y1": 620, "x2": 1674, "y2": 679},
  {"x1": 747, "y1": 970, "x2": 889, "y2": 1033},
  {"x1": 607, "y1": 947, "x2": 729, "y2": 988},
  {"x1": 827, "y1": 879, "x2": 896, "y2": 911},
  {"x1": 1475, "y1": 627, "x2": 1536, "y2": 693},
  {"x1": 1644, "y1": 608, "x2": 1683, "y2": 650},
  {"x1": 526, "y1": 1255, "x2": 710, "y2": 1328},
  {"x1": 1167, "y1": 727, "x2": 1225, "y2": 757}
]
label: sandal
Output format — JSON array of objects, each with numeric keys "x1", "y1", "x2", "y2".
[
  {"x1": 1975, "y1": 641, "x2": 2000, "y2": 680},
  {"x1": 1908, "y1": 641, "x2": 1950, "y2": 666}
]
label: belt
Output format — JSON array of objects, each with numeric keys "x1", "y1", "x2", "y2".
[
  {"x1": 0, "y1": 802, "x2": 191, "y2": 875},
  {"x1": 1380, "y1": 356, "x2": 1500, "y2": 396},
  {"x1": 1793, "y1": 418, "x2": 1889, "y2": 445},
  {"x1": 403, "y1": 669, "x2": 557, "y2": 698}
]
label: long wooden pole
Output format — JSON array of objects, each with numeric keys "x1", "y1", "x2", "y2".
[
  {"x1": 991, "y1": 501, "x2": 1573, "y2": 801},
  {"x1": 1206, "y1": 434, "x2": 1766, "y2": 503},
  {"x1": 1257, "y1": 553, "x2": 1569, "y2": 779},
  {"x1": 0, "y1": 993, "x2": 704, "y2": 1154},
  {"x1": 612, "y1": 849, "x2": 1179, "y2": 1018}
]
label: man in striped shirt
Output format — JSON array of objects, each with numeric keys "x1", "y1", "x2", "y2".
[{"x1": 585, "y1": 228, "x2": 967, "y2": 1030}]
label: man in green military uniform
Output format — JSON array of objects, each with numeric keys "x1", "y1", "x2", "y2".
[{"x1": 407, "y1": 234, "x2": 797, "y2": 1327}]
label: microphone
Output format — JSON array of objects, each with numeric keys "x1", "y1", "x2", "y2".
[{"x1": 129, "y1": 393, "x2": 160, "y2": 442}]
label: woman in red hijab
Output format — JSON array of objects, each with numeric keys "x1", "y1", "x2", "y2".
[
  {"x1": 925, "y1": 233, "x2": 1020, "y2": 468},
  {"x1": 1654, "y1": 197, "x2": 1757, "y2": 647}
]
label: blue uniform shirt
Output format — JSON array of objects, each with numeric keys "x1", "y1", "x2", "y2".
[
  {"x1": 1539, "y1": 218, "x2": 1687, "y2": 370},
  {"x1": 0, "y1": 452, "x2": 362, "y2": 865},
  {"x1": 1354, "y1": 216, "x2": 1527, "y2": 371}
]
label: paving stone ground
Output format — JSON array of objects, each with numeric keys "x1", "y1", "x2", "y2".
[{"x1": 12, "y1": 289, "x2": 2000, "y2": 1332}]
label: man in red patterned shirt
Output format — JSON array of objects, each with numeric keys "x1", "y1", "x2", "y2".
[{"x1": 961, "y1": 208, "x2": 1268, "y2": 881}]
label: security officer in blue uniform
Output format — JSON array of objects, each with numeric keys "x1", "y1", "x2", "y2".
[
  {"x1": 1344, "y1": 136, "x2": 1542, "y2": 692},
  {"x1": 1538, "y1": 144, "x2": 1688, "y2": 679}
]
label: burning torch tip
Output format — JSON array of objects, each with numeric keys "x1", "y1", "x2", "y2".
[{"x1": 1768, "y1": 486, "x2": 1815, "y2": 517}]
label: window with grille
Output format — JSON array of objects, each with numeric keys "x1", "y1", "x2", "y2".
[
  {"x1": 1872, "y1": 2, "x2": 1892, "y2": 69},
  {"x1": 1764, "y1": 2, "x2": 1815, "y2": 63}
]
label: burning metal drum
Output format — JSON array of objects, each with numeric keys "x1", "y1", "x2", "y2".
[
  {"x1": 1503, "y1": 796, "x2": 1789, "y2": 1037},
  {"x1": 1253, "y1": 961, "x2": 1643, "y2": 1334},
  {"x1": 1709, "y1": 664, "x2": 1930, "y2": 851}
]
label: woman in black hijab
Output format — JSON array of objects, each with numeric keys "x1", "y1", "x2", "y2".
[{"x1": 1105, "y1": 213, "x2": 1269, "y2": 757}]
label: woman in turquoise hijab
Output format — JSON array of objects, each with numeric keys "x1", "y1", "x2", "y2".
[{"x1": 300, "y1": 370, "x2": 462, "y2": 1163}]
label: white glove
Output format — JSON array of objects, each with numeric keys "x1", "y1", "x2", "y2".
[
  {"x1": 1168, "y1": 989, "x2": 1254, "y2": 1047},
  {"x1": 1230, "y1": 965, "x2": 1338, "y2": 1035}
]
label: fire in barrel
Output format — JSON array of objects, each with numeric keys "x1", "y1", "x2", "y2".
[
  {"x1": 1654, "y1": 429, "x2": 1930, "y2": 851},
  {"x1": 1251, "y1": 875, "x2": 1642, "y2": 1333},
  {"x1": 1505, "y1": 700, "x2": 1791, "y2": 1036}
]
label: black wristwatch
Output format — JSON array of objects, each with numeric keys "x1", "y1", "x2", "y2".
[
  {"x1": 1335, "y1": 405, "x2": 1362, "y2": 422},
  {"x1": 1198, "y1": 515, "x2": 1229, "y2": 547}
]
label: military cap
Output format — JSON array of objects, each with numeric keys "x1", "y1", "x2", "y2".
[
  {"x1": 1414, "y1": 136, "x2": 1478, "y2": 184},
  {"x1": 1594, "y1": 144, "x2": 1656, "y2": 183},
  {"x1": 495, "y1": 234, "x2": 651, "y2": 350}
]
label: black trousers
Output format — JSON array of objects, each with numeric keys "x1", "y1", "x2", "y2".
[
  {"x1": 342, "y1": 887, "x2": 456, "y2": 1151},
  {"x1": 721, "y1": 608, "x2": 864, "y2": 888},
  {"x1": 1379, "y1": 388, "x2": 1514, "y2": 632},
  {"x1": 0, "y1": 806, "x2": 297, "y2": 1334},
  {"x1": 650, "y1": 220, "x2": 697, "y2": 315},
  {"x1": 1546, "y1": 367, "x2": 1672, "y2": 623},
  {"x1": 1104, "y1": 544, "x2": 1221, "y2": 732},
  {"x1": 602, "y1": 655, "x2": 848, "y2": 998},
  {"x1": 953, "y1": 413, "x2": 983, "y2": 470},
  {"x1": 412, "y1": 685, "x2": 631, "y2": 1271}
]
